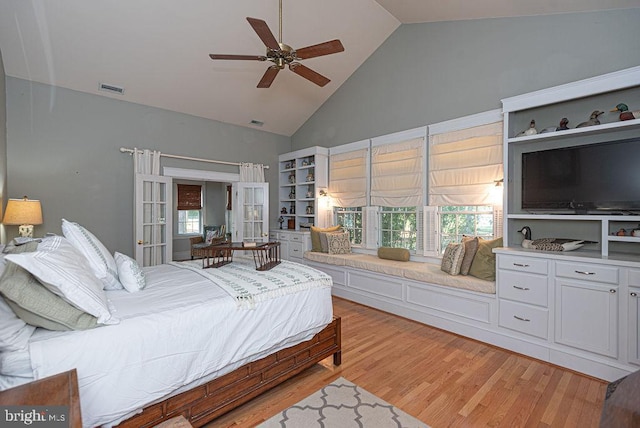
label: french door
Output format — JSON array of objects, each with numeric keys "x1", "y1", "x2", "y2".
[
  {"x1": 233, "y1": 182, "x2": 269, "y2": 243},
  {"x1": 135, "y1": 174, "x2": 172, "y2": 266}
]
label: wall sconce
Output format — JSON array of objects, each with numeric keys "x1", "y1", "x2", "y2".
[
  {"x1": 2, "y1": 196, "x2": 43, "y2": 238},
  {"x1": 318, "y1": 189, "x2": 328, "y2": 197},
  {"x1": 490, "y1": 179, "x2": 504, "y2": 205}
]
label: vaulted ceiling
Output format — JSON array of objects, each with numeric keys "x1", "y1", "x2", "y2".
[{"x1": 1, "y1": 0, "x2": 637, "y2": 136}]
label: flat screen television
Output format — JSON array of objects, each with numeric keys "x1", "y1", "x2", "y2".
[{"x1": 521, "y1": 138, "x2": 640, "y2": 213}]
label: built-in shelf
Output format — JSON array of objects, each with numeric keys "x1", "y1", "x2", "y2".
[
  {"x1": 507, "y1": 117, "x2": 640, "y2": 144},
  {"x1": 502, "y1": 66, "x2": 640, "y2": 260}
]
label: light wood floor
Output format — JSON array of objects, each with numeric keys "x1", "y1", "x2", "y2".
[{"x1": 207, "y1": 297, "x2": 607, "y2": 427}]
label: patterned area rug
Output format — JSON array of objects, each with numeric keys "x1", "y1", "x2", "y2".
[{"x1": 258, "y1": 377, "x2": 428, "y2": 427}]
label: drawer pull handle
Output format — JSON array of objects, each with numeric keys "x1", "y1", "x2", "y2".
[
  {"x1": 609, "y1": 289, "x2": 616, "y2": 294},
  {"x1": 513, "y1": 315, "x2": 530, "y2": 322},
  {"x1": 513, "y1": 285, "x2": 530, "y2": 291},
  {"x1": 575, "y1": 270, "x2": 595, "y2": 275},
  {"x1": 513, "y1": 263, "x2": 529, "y2": 268},
  {"x1": 631, "y1": 292, "x2": 638, "y2": 297}
]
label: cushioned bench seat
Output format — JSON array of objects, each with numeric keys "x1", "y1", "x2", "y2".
[{"x1": 304, "y1": 251, "x2": 495, "y2": 294}]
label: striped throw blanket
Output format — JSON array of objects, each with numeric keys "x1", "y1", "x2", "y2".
[{"x1": 169, "y1": 258, "x2": 332, "y2": 309}]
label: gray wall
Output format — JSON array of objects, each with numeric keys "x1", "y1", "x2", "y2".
[
  {"x1": 292, "y1": 9, "x2": 640, "y2": 149},
  {"x1": 0, "y1": 50, "x2": 6, "y2": 244},
  {"x1": 6, "y1": 78, "x2": 291, "y2": 255}
]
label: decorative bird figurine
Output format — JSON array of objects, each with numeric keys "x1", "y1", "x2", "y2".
[
  {"x1": 611, "y1": 103, "x2": 640, "y2": 121},
  {"x1": 557, "y1": 117, "x2": 570, "y2": 131},
  {"x1": 539, "y1": 117, "x2": 570, "y2": 134},
  {"x1": 518, "y1": 226, "x2": 588, "y2": 252},
  {"x1": 576, "y1": 110, "x2": 604, "y2": 128},
  {"x1": 516, "y1": 120, "x2": 537, "y2": 137}
]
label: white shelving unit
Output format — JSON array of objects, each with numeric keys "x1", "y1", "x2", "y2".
[
  {"x1": 501, "y1": 65, "x2": 640, "y2": 260},
  {"x1": 277, "y1": 146, "x2": 329, "y2": 232}
]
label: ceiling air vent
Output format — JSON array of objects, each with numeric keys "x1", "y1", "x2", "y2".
[{"x1": 98, "y1": 82, "x2": 125, "y2": 95}]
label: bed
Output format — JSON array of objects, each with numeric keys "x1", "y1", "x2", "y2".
[{"x1": 0, "y1": 225, "x2": 341, "y2": 428}]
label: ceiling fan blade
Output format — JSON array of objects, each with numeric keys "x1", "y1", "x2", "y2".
[
  {"x1": 257, "y1": 66, "x2": 280, "y2": 88},
  {"x1": 295, "y1": 39, "x2": 344, "y2": 59},
  {"x1": 289, "y1": 63, "x2": 330, "y2": 87},
  {"x1": 209, "y1": 54, "x2": 267, "y2": 61},
  {"x1": 246, "y1": 17, "x2": 280, "y2": 51}
]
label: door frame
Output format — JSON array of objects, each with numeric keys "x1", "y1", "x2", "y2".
[{"x1": 164, "y1": 167, "x2": 241, "y2": 258}]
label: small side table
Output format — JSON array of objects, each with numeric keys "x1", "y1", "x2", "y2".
[{"x1": 0, "y1": 369, "x2": 82, "y2": 427}]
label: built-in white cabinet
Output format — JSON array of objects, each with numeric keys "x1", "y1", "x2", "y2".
[
  {"x1": 497, "y1": 254, "x2": 549, "y2": 339},
  {"x1": 629, "y1": 269, "x2": 640, "y2": 366},
  {"x1": 278, "y1": 147, "x2": 329, "y2": 232},
  {"x1": 269, "y1": 230, "x2": 311, "y2": 264},
  {"x1": 554, "y1": 264, "x2": 619, "y2": 358},
  {"x1": 495, "y1": 248, "x2": 640, "y2": 380}
]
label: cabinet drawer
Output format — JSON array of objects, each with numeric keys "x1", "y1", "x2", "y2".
[
  {"x1": 289, "y1": 242, "x2": 304, "y2": 258},
  {"x1": 277, "y1": 232, "x2": 289, "y2": 241},
  {"x1": 629, "y1": 270, "x2": 640, "y2": 287},
  {"x1": 290, "y1": 234, "x2": 304, "y2": 243},
  {"x1": 498, "y1": 270, "x2": 548, "y2": 307},
  {"x1": 555, "y1": 262, "x2": 618, "y2": 285},
  {"x1": 499, "y1": 300, "x2": 548, "y2": 339},
  {"x1": 498, "y1": 255, "x2": 548, "y2": 275}
]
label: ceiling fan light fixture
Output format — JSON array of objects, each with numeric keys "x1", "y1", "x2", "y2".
[{"x1": 208, "y1": 0, "x2": 344, "y2": 88}]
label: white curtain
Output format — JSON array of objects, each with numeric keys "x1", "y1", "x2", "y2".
[
  {"x1": 371, "y1": 137, "x2": 424, "y2": 207},
  {"x1": 133, "y1": 149, "x2": 161, "y2": 175},
  {"x1": 329, "y1": 148, "x2": 368, "y2": 207},
  {"x1": 429, "y1": 122, "x2": 503, "y2": 206},
  {"x1": 239, "y1": 162, "x2": 265, "y2": 182}
]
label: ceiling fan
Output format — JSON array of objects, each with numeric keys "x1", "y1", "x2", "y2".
[{"x1": 209, "y1": 0, "x2": 344, "y2": 88}]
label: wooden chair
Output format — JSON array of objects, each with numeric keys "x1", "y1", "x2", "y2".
[{"x1": 190, "y1": 225, "x2": 226, "y2": 259}]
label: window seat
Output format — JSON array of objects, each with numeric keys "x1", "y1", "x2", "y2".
[{"x1": 303, "y1": 251, "x2": 495, "y2": 294}]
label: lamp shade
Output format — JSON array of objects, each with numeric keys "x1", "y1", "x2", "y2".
[{"x1": 2, "y1": 197, "x2": 43, "y2": 225}]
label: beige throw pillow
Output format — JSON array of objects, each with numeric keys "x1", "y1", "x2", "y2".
[
  {"x1": 460, "y1": 236, "x2": 479, "y2": 275},
  {"x1": 310, "y1": 225, "x2": 342, "y2": 252},
  {"x1": 441, "y1": 242, "x2": 465, "y2": 275},
  {"x1": 327, "y1": 232, "x2": 351, "y2": 255}
]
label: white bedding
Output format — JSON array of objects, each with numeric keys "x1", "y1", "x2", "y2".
[{"x1": 3, "y1": 259, "x2": 333, "y2": 427}]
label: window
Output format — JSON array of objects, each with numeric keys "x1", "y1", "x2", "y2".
[
  {"x1": 177, "y1": 210, "x2": 202, "y2": 234},
  {"x1": 176, "y1": 184, "x2": 203, "y2": 235},
  {"x1": 334, "y1": 207, "x2": 363, "y2": 245},
  {"x1": 380, "y1": 206, "x2": 417, "y2": 250},
  {"x1": 439, "y1": 205, "x2": 493, "y2": 252}
]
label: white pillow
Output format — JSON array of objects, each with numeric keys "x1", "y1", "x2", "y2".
[
  {"x1": 5, "y1": 236, "x2": 118, "y2": 325},
  {"x1": 0, "y1": 295, "x2": 35, "y2": 352},
  {"x1": 114, "y1": 252, "x2": 146, "y2": 293},
  {"x1": 61, "y1": 219, "x2": 122, "y2": 290}
]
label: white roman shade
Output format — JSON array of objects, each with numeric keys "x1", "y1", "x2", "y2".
[
  {"x1": 371, "y1": 137, "x2": 424, "y2": 207},
  {"x1": 429, "y1": 121, "x2": 503, "y2": 206},
  {"x1": 329, "y1": 148, "x2": 368, "y2": 207}
]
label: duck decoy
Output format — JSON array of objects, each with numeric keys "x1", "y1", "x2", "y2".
[
  {"x1": 611, "y1": 103, "x2": 640, "y2": 121},
  {"x1": 516, "y1": 120, "x2": 537, "y2": 137},
  {"x1": 518, "y1": 226, "x2": 592, "y2": 252},
  {"x1": 576, "y1": 110, "x2": 603, "y2": 128},
  {"x1": 556, "y1": 117, "x2": 570, "y2": 131},
  {"x1": 539, "y1": 117, "x2": 570, "y2": 134}
]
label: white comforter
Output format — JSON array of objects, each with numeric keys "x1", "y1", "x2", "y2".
[{"x1": 25, "y1": 259, "x2": 333, "y2": 427}]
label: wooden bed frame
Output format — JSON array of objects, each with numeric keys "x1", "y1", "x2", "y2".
[{"x1": 117, "y1": 317, "x2": 342, "y2": 428}]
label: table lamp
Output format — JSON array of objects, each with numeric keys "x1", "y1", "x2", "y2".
[{"x1": 2, "y1": 196, "x2": 43, "y2": 238}]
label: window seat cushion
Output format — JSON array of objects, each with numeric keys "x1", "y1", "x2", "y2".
[{"x1": 304, "y1": 252, "x2": 495, "y2": 294}]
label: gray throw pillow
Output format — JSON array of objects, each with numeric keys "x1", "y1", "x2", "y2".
[{"x1": 0, "y1": 253, "x2": 99, "y2": 331}]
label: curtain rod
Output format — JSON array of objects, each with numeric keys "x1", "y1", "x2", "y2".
[{"x1": 119, "y1": 147, "x2": 269, "y2": 169}]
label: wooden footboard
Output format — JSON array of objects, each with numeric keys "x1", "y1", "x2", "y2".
[{"x1": 117, "y1": 317, "x2": 342, "y2": 428}]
